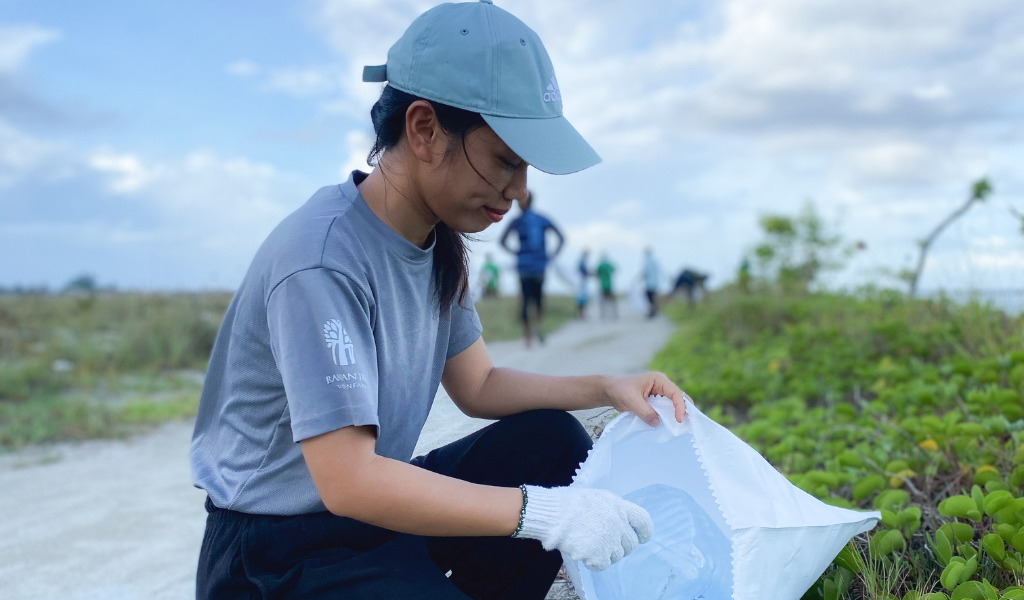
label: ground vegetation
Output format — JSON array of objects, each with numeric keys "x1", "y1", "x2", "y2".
[{"x1": 653, "y1": 290, "x2": 1024, "y2": 599}]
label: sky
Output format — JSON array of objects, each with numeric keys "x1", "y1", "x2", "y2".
[{"x1": 1, "y1": 0, "x2": 1022, "y2": 296}]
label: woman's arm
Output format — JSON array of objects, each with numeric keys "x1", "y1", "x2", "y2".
[
  {"x1": 301, "y1": 422, "x2": 653, "y2": 571},
  {"x1": 441, "y1": 338, "x2": 687, "y2": 426},
  {"x1": 301, "y1": 424, "x2": 521, "y2": 536}
]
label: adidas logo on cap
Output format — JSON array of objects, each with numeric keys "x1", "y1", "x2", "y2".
[{"x1": 543, "y1": 75, "x2": 561, "y2": 103}]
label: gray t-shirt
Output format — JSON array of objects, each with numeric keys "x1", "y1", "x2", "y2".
[{"x1": 191, "y1": 171, "x2": 482, "y2": 515}]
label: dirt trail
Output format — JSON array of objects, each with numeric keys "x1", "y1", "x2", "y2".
[{"x1": 0, "y1": 312, "x2": 673, "y2": 600}]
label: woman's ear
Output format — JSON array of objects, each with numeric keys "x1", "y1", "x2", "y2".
[{"x1": 405, "y1": 101, "x2": 446, "y2": 165}]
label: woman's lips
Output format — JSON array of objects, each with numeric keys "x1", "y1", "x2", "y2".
[{"x1": 483, "y1": 206, "x2": 507, "y2": 223}]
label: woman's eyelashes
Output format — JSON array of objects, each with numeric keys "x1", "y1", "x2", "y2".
[{"x1": 500, "y1": 155, "x2": 523, "y2": 170}]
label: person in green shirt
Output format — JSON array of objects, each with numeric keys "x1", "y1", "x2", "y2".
[
  {"x1": 481, "y1": 253, "x2": 500, "y2": 298},
  {"x1": 596, "y1": 253, "x2": 617, "y2": 320}
]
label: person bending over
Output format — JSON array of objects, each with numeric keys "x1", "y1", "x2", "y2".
[{"x1": 191, "y1": 3, "x2": 688, "y2": 599}]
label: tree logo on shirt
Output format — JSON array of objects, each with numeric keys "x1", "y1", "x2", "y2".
[{"x1": 323, "y1": 318, "x2": 356, "y2": 366}]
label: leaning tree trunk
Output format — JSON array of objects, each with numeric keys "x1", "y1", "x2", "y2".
[{"x1": 908, "y1": 178, "x2": 991, "y2": 297}]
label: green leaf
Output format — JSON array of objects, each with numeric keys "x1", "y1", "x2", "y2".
[
  {"x1": 949, "y1": 580, "x2": 991, "y2": 600},
  {"x1": 822, "y1": 496, "x2": 854, "y2": 509},
  {"x1": 869, "y1": 529, "x2": 906, "y2": 558},
  {"x1": 996, "y1": 523, "x2": 1018, "y2": 543},
  {"x1": 972, "y1": 485, "x2": 986, "y2": 513},
  {"x1": 853, "y1": 474, "x2": 886, "y2": 501},
  {"x1": 963, "y1": 555, "x2": 978, "y2": 580},
  {"x1": 933, "y1": 530, "x2": 954, "y2": 566},
  {"x1": 1012, "y1": 529, "x2": 1024, "y2": 554},
  {"x1": 984, "y1": 490, "x2": 1014, "y2": 516},
  {"x1": 874, "y1": 489, "x2": 911, "y2": 511},
  {"x1": 1005, "y1": 556, "x2": 1023, "y2": 574},
  {"x1": 838, "y1": 449, "x2": 863, "y2": 468},
  {"x1": 958, "y1": 544, "x2": 978, "y2": 562},
  {"x1": 983, "y1": 533, "x2": 1006, "y2": 562},
  {"x1": 904, "y1": 506, "x2": 922, "y2": 534},
  {"x1": 822, "y1": 579, "x2": 838, "y2": 600},
  {"x1": 941, "y1": 562, "x2": 965, "y2": 591},
  {"x1": 833, "y1": 544, "x2": 863, "y2": 573},
  {"x1": 833, "y1": 567, "x2": 853, "y2": 596},
  {"x1": 939, "y1": 495, "x2": 980, "y2": 520},
  {"x1": 939, "y1": 522, "x2": 976, "y2": 544}
]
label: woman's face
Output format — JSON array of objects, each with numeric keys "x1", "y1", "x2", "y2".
[{"x1": 423, "y1": 124, "x2": 528, "y2": 234}]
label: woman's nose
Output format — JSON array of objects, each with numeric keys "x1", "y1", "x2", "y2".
[{"x1": 504, "y1": 164, "x2": 528, "y2": 203}]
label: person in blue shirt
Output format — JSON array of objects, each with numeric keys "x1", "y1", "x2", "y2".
[{"x1": 499, "y1": 190, "x2": 564, "y2": 347}]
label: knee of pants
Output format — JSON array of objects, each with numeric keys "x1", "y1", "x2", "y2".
[{"x1": 502, "y1": 410, "x2": 593, "y2": 480}]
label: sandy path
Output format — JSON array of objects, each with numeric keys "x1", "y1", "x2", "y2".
[{"x1": 0, "y1": 312, "x2": 673, "y2": 600}]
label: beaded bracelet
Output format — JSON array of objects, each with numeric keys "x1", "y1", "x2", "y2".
[{"x1": 511, "y1": 484, "x2": 528, "y2": 538}]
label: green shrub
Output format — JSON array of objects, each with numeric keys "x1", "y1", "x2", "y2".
[{"x1": 653, "y1": 290, "x2": 1024, "y2": 598}]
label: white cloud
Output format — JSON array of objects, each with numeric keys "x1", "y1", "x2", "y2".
[
  {"x1": 338, "y1": 129, "x2": 373, "y2": 178},
  {"x1": 225, "y1": 59, "x2": 261, "y2": 77},
  {"x1": 0, "y1": 118, "x2": 66, "y2": 187},
  {"x1": 0, "y1": 25, "x2": 59, "y2": 72},
  {"x1": 913, "y1": 83, "x2": 951, "y2": 101},
  {"x1": 842, "y1": 142, "x2": 938, "y2": 183},
  {"x1": 226, "y1": 61, "x2": 345, "y2": 99},
  {"x1": 75, "y1": 145, "x2": 309, "y2": 256},
  {"x1": 262, "y1": 66, "x2": 341, "y2": 97},
  {"x1": 88, "y1": 150, "x2": 154, "y2": 193}
]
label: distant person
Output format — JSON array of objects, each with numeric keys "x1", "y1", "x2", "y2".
[
  {"x1": 576, "y1": 249, "x2": 591, "y2": 319},
  {"x1": 737, "y1": 258, "x2": 751, "y2": 293},
  {"x1": 596, "y1": 254, "x2": 617, "y2": 320},
  {"x1": 672, "y1": 268, "x2": 709, "y2": 306},
  {"x1": 642, "y1": 248, "x2": 660, "y2": 318},
  {"x1": 480, "y1": 253, "x2": 500, "y2": 298},
  {"x1": 500, "y1": 190, "x2": 564, "y2": 346}
]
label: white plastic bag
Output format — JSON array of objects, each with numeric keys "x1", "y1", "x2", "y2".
[{"x1": 564, "y1": 396, "x2": 879, "y2": 600}]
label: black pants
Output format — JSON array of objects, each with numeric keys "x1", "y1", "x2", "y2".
[
  {"x1": 196, "y1": 410, "x2": 593, "y2": 600},
  {"x1": 519, "y1": 275, "x2": 544, "y2": 322},
  {"x1": 645, "y1": 289, "x2": 658, "y2": 318}
]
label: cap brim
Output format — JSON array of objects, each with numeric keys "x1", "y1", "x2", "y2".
[{"x1": 481, "y1": 114, "x2": 601, "y2": 175}]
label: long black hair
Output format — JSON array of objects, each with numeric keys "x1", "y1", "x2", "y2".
[{"x1": 367, "y1": 85, "x2": 486, "y2": 309}]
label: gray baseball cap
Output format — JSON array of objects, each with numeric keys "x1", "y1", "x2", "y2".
[{"x1": 362, "y1": 0, "x2": 601, "y2": 175}]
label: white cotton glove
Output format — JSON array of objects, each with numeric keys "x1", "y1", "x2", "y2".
[{"x1": 514, "y1": 485, "x2": 654, "y2": 571}]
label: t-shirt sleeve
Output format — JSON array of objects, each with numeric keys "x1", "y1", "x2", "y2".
[
  {"x1": 543, "y1": 214, "x2": 561, "y2": 236},
  {"x1": 446, "y1": 294, "x2": 483, "y2": 358},
  {"x1": 266, "y1": 268, "x2": 379, "y2": 442}
]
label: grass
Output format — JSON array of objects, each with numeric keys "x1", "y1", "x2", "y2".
[
  {"x1": 474, "y1": 294, "x2": 577, "y2": 342},
  {"x1": 0, "y1": 291, "x2": 577, "y2": 450},
  {"x1": 651, "y1": 289, "x2": 1024, "y2": 599},
  {"x1": 0, "y1": 292, "x2": 229, "y2": 449}
]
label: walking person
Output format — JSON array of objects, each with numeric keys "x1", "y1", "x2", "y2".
[
  {"x1": 500, "y1": 190, "x2": 564, "y2": 347},
  {"x1": 190, "y1": 3, "x2": 688, "y2": 599},
  {"x1": 642, "y1": 248, "x2": 660, "y2": 318},
  {"x1": 596, "y1": 253, "x2": 617, "y2": 320},
  {"x1": 575, "y1": 249, "x2": 591, "y2": 319},
  {"x1": 480, "y1": 253, "x2": 500, "y2": 298}
]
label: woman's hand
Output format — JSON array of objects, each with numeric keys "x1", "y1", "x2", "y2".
[
  {"x1": 603, "y1": 372, "x2": 689, "y2": 427},
  {"x1": 516, "y1": 485, "x2": 653, "y2": 572}
]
